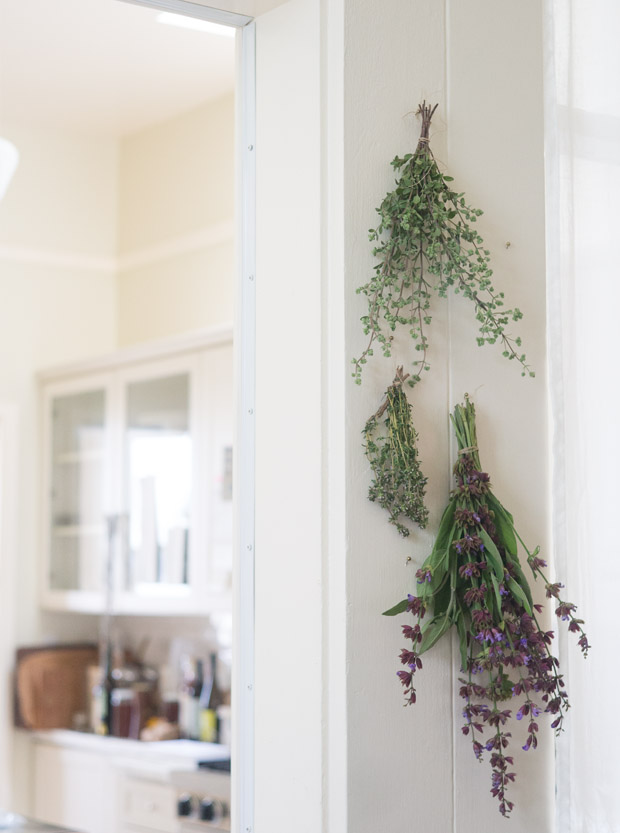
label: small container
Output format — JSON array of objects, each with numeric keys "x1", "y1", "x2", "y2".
[
  {"x1": 129, "y1": 684, "x2": 154, "y2": 740},
  {"x1": 216, "y1": 705, "x2": 232, "y2": 746},
  {"x1": 110, "y1": 688, "x2": 133, "y2": 738},
  {"x1": 162, "y1": 696, "x2": 179, "y2": 725}
]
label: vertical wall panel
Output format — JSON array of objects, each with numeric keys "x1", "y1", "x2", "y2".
[
  {"x1": 343, "y1": 2, "x2": 453, "y2": 831},
  {"x1": 447, "y1": 2, "x2": 552, "y2": 830}
]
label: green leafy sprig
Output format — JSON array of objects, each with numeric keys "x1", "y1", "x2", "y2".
[
  {"x1": 384, "y1": 397, "x2": 588, "y2": 816},
  {"x1": 363, "y1": 366, "x2": 428, "y2": 536},
  {"x1": 353, "y1": 102, "x2": 532, "y2": 386}
]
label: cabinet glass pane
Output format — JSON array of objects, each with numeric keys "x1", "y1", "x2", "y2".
[
  {"x1": 125, "y1": 373, "x2": 191, "y2": 588},
  {"x1": 50, "y1": 390, "x2": 106, "y2": 591}
]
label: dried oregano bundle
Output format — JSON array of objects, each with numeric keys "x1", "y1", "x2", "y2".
[
  {"x1": 384, "y1": 397, "x2": 588, "y2": 817},
  {"x1": 352, "y1": 102, "x2": 533, "y2": 387},
  {"x1": 363, "y1": 366, "x2": 428, "y2": 536}
]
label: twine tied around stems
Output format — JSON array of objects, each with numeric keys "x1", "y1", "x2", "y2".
[{"x1": 373, "y1": 366, "x2": 410, "y2": 420}]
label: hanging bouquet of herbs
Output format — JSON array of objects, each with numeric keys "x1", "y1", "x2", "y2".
[
  {"x1": 352, "y1": 102, "x2": 533, "y2": 388},
  {"x1": 384, "y1": 397, "x2": 588, "y2": 817},
  {"x1": 356, "y1": 102, "x2": 533, "y2": 537},
  {"x1": 363, "y1": 366, "x2": 428, "y2": 537}
]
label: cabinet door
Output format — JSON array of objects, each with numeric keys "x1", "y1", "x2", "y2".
[
  {"x1": 119, "y1": 776, "x2": 179, "y2": 833},
  {"x1": 33, "y1": 743, "x2": 116, "y2": 833},
  {"x1": 42, "y1": 375, "x2": 113, "y2": 611},
  {"x1": 116, "y1": 355, "x2": 200, "y2": 612},
  {"x1": 199, "y1": 343, "x2": 234, "y2": 600}
]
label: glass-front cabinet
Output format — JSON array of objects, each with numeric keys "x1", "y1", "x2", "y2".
[
  {"x1": 40, "y1": 333, "x2": 233, "y2": 615},
  {"x1": 48, "y1": 385, "x2": 108, "y2": 596}
]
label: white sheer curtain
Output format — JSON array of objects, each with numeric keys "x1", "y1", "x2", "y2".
[{"x1": 546, "y1": 2, "x2": 620, "y2": 830}]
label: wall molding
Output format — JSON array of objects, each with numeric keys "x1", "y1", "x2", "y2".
[
  {"x1": 0, "y1": 245, "x2": 116, "y2": 273},
  {"x1": 117, "y1": 221, "x2": 234, "y2": 271},
  {"x1": 0, "y1": 220, "x2": 234, "y2": 274}
]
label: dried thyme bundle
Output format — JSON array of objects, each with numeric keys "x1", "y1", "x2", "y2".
[
  {"x1": 363, "y1": 366, "x2": 428, "y2": 536},
  {"x1": 353, "y1": 102, "x2": 532, "y2": 387}
]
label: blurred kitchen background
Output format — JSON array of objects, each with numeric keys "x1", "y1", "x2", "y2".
[{"x1": 0, "y1": 1, "x2": 237, "y2": 830}]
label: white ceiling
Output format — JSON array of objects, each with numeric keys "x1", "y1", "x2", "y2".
[{"x1": 0, "y1": 0, "x2": 236, "y2": 137}]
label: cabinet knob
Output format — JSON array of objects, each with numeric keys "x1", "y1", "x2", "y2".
[
  {"x1": 177, "y1": 795, "x2": 193, "y2": 817},
  {"x1": 199, "y1": 799, "x2": 215, "y2": 822}
]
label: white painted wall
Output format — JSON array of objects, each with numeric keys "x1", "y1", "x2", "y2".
[
  {"x1": 254, "y1": 1, "x2": 323, "y2": 830},
  {"x1": 445, "y1": 4, "x2": 551, "y2": 829},
  {"x1": 252, "y1": 0, "x2": 551, "y2": 831}
]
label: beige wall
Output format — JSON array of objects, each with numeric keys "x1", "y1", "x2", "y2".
[
  {"x1": 0, "y1": 121, "x2": 118, "y2": 809},
  {"x1": 116, "y1": 95, "x2": 235, "y2": 345},
  {"x1": 0, "y1": 124, "x2": 118, "y2": 257},
  {"x1": 0, "y1": 94, "x2": 234, "y2": 810}
]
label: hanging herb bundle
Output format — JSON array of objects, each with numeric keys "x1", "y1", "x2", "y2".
[
  {"x1": 384, "y1": 397, "x2": 588, "y2": 817},
  {"x1": 352, "y1": 102, "x2": 533, "y2": 387},
  {"x1": 363, "y1": 366, "x2": 428, "y2": 536}
]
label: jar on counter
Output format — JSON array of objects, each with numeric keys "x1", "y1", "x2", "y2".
[{"x1": 110, "y1": 688, "x2": 134, "y2": 738}]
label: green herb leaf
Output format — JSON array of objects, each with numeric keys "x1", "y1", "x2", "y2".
[
  {"x1": 382, "y1": 598, "x2": 408, "y2": 616},
  {"x1": 487, "y1": 493, "x2": 518, "y2": 556},
  {"x1": 479, "y1": 529, "x2": 505, "y2": 582},
  {"x1": 419, "y1": 612, "x2": 452, "y2": 653},
  {"x1": 507, "y1": 578, "x2": 533, "y2": 616},
  {"x1": 490, "y1": 573, "x2": 504, "y2": 613},
  {"x1": 456, "y1": 612, "x2": 469, "y2": 671}
]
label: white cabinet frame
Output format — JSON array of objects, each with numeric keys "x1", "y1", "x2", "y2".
[{"x1": 39, "y1": 331, "x2": 234, "y2": 617}]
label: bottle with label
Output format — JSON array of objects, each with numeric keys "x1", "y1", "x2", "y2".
[
  {"x1": 199, "y1": 653, "x2": 224, "y2": 743},
  {"x1": 179, "y1": 657, "x2": 203, "y2": 740}
]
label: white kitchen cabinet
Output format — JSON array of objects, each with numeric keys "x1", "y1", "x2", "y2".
[
  {"x1": 33, "y1": 743, "x2": 117, "y2": 833},
  {"x1": 119, "y1": 776, "x2": 179, "y2": 833},
  {"x1": 30, "y1": 733, "x2": 227, "y2": 833},
  {"x1": 39, "y1": 328, "x2": 233, "y2": 616}
]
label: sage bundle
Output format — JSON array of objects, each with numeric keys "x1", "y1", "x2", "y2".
[
  {"x1": 384, "y1": 397, "x2": 588, "y2": 816},
  {"x1": 353, "y1": 103, "x2": 532, "y2": 387}
]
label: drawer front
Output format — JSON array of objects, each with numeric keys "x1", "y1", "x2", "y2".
[{"x1": 121, "y1": 777, "x2": 178, "y2": 833}]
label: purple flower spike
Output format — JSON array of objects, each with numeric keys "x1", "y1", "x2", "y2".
[
  {"x1": 387, "y1": 398, "x2": 589, "y2": 817},
  {"x1": 416, "y1": 567, "x2": 433, "y2": 584}
]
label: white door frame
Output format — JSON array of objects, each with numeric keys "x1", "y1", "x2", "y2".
[{"x1": 119, "y1": 3, "x2": 256, "y2": 831}]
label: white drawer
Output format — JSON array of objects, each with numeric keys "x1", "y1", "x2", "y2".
[{"x1": 121, "y1": 777, "x2": 179, "y2": 833}]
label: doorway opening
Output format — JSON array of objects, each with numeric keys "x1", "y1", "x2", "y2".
[{"x1": 0, "y1": 1, "x2": 254, "y2": 830}]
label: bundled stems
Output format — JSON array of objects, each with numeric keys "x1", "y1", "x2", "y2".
[
  {"x1": 385, "y1": 396, "x2": 588, "y2": 816},
  {"x1": 364, "y1": 367, "x2": 428, "y2": 536},
  {"x1": 353, "y1": 102, "x2": 533, "y2": 387}
]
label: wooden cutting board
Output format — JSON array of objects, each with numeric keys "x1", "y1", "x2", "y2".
[{"x1": 15, "y1": 644, "x2": 98, "y2": 730}]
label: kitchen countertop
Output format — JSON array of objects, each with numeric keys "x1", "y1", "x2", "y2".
[
  {"x1": 28, "y1": 729, "x2": 230, "y2": 782},
  {"x1": 0, "y1": 812, "x2": 78, "y2": 831},
  {"x1": 30, "y1": 729, "x2": 227, "y2": 759}
]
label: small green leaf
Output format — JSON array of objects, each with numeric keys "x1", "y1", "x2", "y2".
[
  {"x1": 428, "y1": 503, "x2": 457, "y2": 565},
  {"x1": 419, "y1": 613, "x2": 452, "y2": 653},
  {"x1": 487, "y1": 494, "x2": 517, "y2": 556},
  {"x1": 479, "y1": 529, "x2": 505, "y2": 581},
  {"x1": 490, "y1": 573, "x2": 503, "y2": 613},
  {"x1": 456, "y1": 613, "x2": 469, "y2": 671},
  {"x1": 505, "y1": 556, "x2": 534, "y2": 607},
  {"x1": 383, "y1": 598, "x2": 408, "y2": 616},
  {"x1": 507, "y1": 578, "x2": 533, "y2": 615}
]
